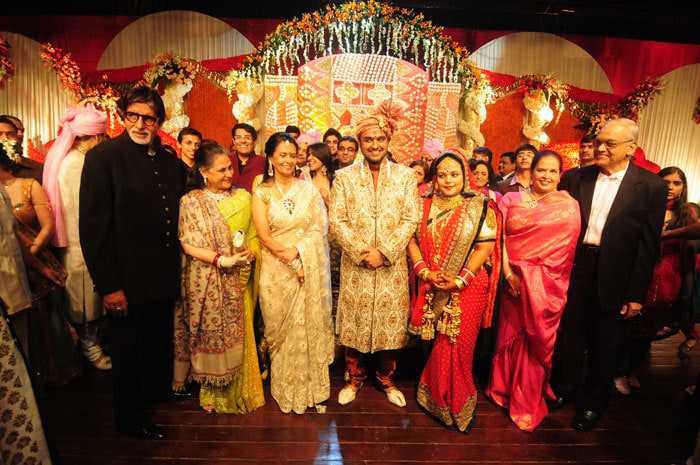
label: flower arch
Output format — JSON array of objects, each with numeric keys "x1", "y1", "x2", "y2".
[{"x1": 223, "y1": 0, "x2": 492, "y2": 160}]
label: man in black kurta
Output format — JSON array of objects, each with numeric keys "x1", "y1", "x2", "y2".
[{"x1": 79, "y1": 86, "x2": 186, "y2": 440}]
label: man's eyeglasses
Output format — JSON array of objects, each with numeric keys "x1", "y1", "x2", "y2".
[
  {"x1": 124, "y1": 112, "x2": 159, "y2": 127},
  {"x1": 234, "y1": 135, "x2": 253, "y2": 141},
  {"x1": 594, "y1": 139, "x2": 633, "y2": 149}
]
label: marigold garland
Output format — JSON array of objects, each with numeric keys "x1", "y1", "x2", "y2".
[
  {"x1": 492, "y1": 73, "x2": 664, "y2": 135},
  {"x1": 40, "y1": 43, "x2": 83, "y2": 95},
  {"x1": 0, "y1": 38, "x2": 15, "y2": 88},
  {"x1": 224, "y1": 0, "x2": 491, "y2": 102},
  {"x1": 574, "y1": 77, "x2": 664, "y2": 134},
  {"x1": 493, "y1": 73, "x2": 569, "y2": 127},
  {"x1": 143, "y1": 53, "x2": 197, "y2": 94},
  {"x1": 39, "y1": 42, "x2": 122, "y2": 134},
  {"x1": 516, "y1": 73, "x2": 569, "y2": 114}
]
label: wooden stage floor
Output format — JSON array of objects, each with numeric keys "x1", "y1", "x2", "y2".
[{"x1": 41, "y1": 332, "x2": 698, "y2": 465}]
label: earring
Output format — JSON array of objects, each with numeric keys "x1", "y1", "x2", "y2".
[
  {"x1": 321, "y1": 165, "x2": 328, "y2": 175},
  {"x1": 267, "y1": 164, "x2": 274, "y2": 177},
  {"x1": 202, "y1": 176, "x2": 208, "y2": 186}
]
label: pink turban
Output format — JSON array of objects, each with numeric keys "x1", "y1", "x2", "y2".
[
  {"x1": 296, "y1": 129, "x2": 322, "y2": 145},
  {"x1": 43, "y1": 104, "x2": 109, "y2": 247},
  {"x1": 355, "y1": 100, "x2": 403, "y2": 140},
  {"x1": 422, "y1": 138, "x2": 444, "y2": 160}
]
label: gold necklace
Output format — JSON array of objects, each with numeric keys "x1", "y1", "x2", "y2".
[
  {"x1": 432, "y1": 194, "x2": 464, "y2": 211},
  {"x1": 2, "y1": 177, "x2": 16, "y2": 188},
  {"x1": 528, "y1": 188, "x2": 556, "y2": 208}
]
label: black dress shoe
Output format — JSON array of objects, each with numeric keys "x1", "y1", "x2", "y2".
[
  {"x1": 172, "y1": 389, "x2": 193, "y2": 398},
  {"x1": 546, "y1": 396, "x2": 568, "y2": 412},
  {"x1": 153, "y1": 389, "x2": 193, "y2": 402},
  {"x1": 571, "y1": 410, "x2": 600, "y2": 432},
  {"x1": 131, "y1": 424, "x2": 166, "y2": 440}
]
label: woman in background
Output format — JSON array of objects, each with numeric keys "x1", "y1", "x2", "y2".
[
  {"x1": 409, "y1": 158, "x2": 428, "y2": 188},
  {"x1": 485, "y1": 150, "x2": 580, "y2": 432},
  {"x1": 295, "y1": 129, "x2": 322, "y2": 180},
  {"x1": 307, "y1": 141, "x2": 342, "y2": 333},
  {"x1": 252, "y1": 132, "x2": 334, "y2": 414},
  {"x1": 469, "y1": 158, "x2": 502, "y2": 203},
  {"x1": 1, "y1": 137, "x2": 81, "y2": 389},
  {"x1": 307, "y1": 141, "x2": 335, "y2": 207},
  {"x1": 174, "y1": 142, "x2": 263, "y2": 414},
  {"x1": 614, "y1": 166, "x2": 699, "y2": 394}
]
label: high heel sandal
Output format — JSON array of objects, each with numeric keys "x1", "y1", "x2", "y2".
[
  {"x1": 678, "y1": 339, "x2": 697, "y2": 358},
  {"x1": 91, "y1": 354, "x2": 112, "y2": 370}
]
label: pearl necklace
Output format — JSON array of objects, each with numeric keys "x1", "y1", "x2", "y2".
[
  {"x1": 275, "y1": 178, "x2": 296, "y2": 215},
  {"x1": 527, "y1": 188, "x2": 556, "y2": 208}
]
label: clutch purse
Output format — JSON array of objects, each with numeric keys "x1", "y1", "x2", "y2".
[{"x1": 233, "y1": 230, "x2": 246, "y2": 252}]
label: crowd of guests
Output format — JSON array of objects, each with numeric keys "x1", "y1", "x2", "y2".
[{"x1": 1, "y1": 87, "x2": 698, "y2": 465}]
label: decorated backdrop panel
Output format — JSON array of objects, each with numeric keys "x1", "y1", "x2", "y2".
[
  {"x1": 263, "y1": 74, "x2": 299, "y2": 143},
  {"x1": 286, "y1": 53, "x2": 438, "y2": 164},
  {"x1": 425, "y1": 81, "x2": 461, "y2": 150},
  {"x1": 481, "y1": 92, "x2": 586, "y2": 170}
]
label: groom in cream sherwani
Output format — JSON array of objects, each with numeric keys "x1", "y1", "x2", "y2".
[{"x1": 329, "y1": 101, "x2": 420, "y2": 408}]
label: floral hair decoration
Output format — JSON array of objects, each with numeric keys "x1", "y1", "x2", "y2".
[{"x1": 1, "y1": 139, "x2": 21, "y2": 164}]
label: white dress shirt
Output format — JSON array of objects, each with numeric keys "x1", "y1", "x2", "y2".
[{"x1": 582, "y1": 163, "x2": 630, "y2": 246}]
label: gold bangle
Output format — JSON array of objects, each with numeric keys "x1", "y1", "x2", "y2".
[
  {"x1": 454, "y1": 278, "x2": 465, "y2": 290},
  {"x1": 419, "y1": 269, "x2": 430, "y2": 281},
  {"x1": 505, "y1": 272, "x2": 513, "y2": 280}
]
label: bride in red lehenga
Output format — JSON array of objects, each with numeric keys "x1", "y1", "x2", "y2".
[{"x1": 407, "y1": 152, "x2": 502, "y2": 433}]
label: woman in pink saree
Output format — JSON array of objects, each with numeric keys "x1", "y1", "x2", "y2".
[{"x1": 485, "y1": 150, "x2": 580, "y2": 432}]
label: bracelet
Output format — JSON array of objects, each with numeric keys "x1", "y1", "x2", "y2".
[
  {"x1": 454, "y1": 277, "x2": 466, "y2": 290},
  {"x1": 418, "y1": 268, "x2": 430, "y2": 281},
  {"x1": 413, "y1": 260, "x2": 427, "y2": 273},
  {"x1": 289, "y1": 258, "x2": 302, "y2": 272},
  {"x1": 458, "y1": 268, "x2": 476, "y2": 285},
  {"x1": 212, "y1": 254, "x2": 221, "y2": 266},
  {"x1": 504, "y1": 272, "x2": 513, "y2": 280}
]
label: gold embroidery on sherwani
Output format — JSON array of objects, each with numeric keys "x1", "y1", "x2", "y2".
[{"x1": 330, "y1": 158, "x2": 420, "y2": 353}]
